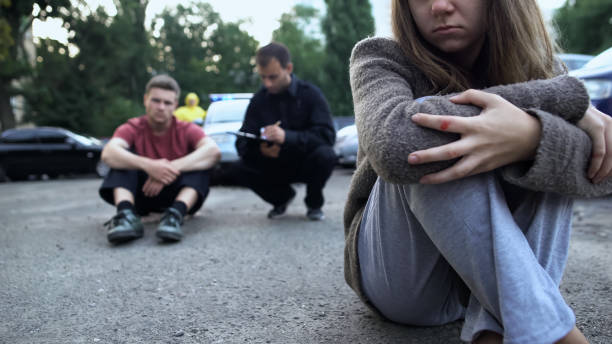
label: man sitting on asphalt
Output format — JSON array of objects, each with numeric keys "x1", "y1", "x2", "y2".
[
  {"x1": 99, "y1": 74, "x2": 220, "y2": 244},
  {"x1": 232, "y1": 42, "x2": 336, "y2": 221}
]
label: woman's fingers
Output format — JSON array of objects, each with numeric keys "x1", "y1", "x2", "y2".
[
  {"x1": 411, "y1": 113, "x2": 468, "y2": 134},
  {"x1": 419, "y1": 156, "x2": 480, "y2": 184},
  {"x1": 449, "y1": 89, "x2": 499, "y2": 108},
  {"x1": 578, "y1": 106, "x2": 612, "y2": 183},
  {"x1": 587, "y1": 125, "x2": 605, "y2": 180},
  {"x1": 410, "y1": 90, "x2": 543, "y2": 184},
  {"x1": 592, "y1": 115, "x2": 612, "y2": 183},
  {"x1": 408, "y1": 140, "x2": 470, "y2": 164}
]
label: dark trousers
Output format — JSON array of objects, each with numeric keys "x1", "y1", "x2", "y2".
[
  {"x1": 99, "y1": 169, "x2": 210, "y2": 215},
  {"x1": 230, "y1": 145, "x2": 336, "y2": 209}
]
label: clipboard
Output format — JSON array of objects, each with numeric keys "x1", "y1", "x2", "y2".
[{"x1": 227, "y1": 131, "x2": 273, "y2": 143}]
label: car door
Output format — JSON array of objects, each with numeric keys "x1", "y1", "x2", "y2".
[
  {"x1": 63, "y1": 133, "x2": 98, "y2": 173},
  {"x1": 36, "y1": 129, "x2": 75, "y2": 176},
  {"x1": 0, "y1": 129, "x2": 43, "y2": 179}
]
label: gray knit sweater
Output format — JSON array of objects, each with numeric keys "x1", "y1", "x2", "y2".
[{"x1": 344, "y1": 37, "x2": 612, "y2": 308}]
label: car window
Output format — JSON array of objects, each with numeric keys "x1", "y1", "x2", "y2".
[
  {"x1": 38, "y1": 130, "x2": 69, "y2": 144},
  {"x1": 557, "y1": 54, "x2": 593, "y2": 71},
  {"x1": 39, "y1": 136, "x2": 69, "y2": 144},
  {"x1": 583, "y1": 47, "x2": 612, "y2": 69},
  {"x1": 205, "y1": 99, "x2": 251, "y2": 124},
  {"x1": 565, "y1": 59, "x2": 589, "y2": 71},
  {"x1": 68, "y1": 132, "x2": 100, "y2": 146},
  {"x1": 0, "y1": 130, "x2": 39, "y2": 143}
]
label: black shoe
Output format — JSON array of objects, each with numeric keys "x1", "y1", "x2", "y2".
[
  {"x1": 306, "y1": 208, "x2": 325, "y2": 221},
  {"x1": 105, "y1": 209, "x2": 144, "y2": 244},
  {"x1": 267, "y1": 193, "x2": 296, "y2": 219},
  {"x1": 156, "y1": 207, "x2": 184, "y2": 241}
]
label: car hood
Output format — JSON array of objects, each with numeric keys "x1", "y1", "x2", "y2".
[
  {"x1": 570, "y1": 64, "x2": 612, "y2": 78},
  {"x1": 204, "y1": 122, "x2": 243, "y2": 136}
]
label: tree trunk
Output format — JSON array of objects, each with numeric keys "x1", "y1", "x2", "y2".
[{"x1": 0, "y1": 82, "x2": 16, "y2": 131}]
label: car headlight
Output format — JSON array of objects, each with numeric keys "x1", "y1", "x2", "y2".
[{"x1": 583, "y1": 79, "x2": 612, "y2": 100}]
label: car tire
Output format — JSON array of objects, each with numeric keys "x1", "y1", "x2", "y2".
[{"x1": 95, "y1": 159, "x2": 110, "y2": 178}]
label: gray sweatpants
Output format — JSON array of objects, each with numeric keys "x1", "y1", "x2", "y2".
[{"x1": 358, "y1": 172, "x2": 576, "y2": 343}]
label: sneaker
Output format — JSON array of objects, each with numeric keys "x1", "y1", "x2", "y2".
[
  {"x1": 267, "y1": 193, "x2": 296, "y2": 219},
  {"x1": 105, "y1": 209, "x2": 144, "y2": 244},
  {"x1": 156, "y1": 207, "x2": 184, "y2": 241},
  {"x1": 306, "y1": 208, "x2": 325, "y2": 221}
]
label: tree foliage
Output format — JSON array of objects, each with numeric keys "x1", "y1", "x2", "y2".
[
  {"x1": 0, "y1": 0, "x2": 72, "y2": 131},
  {"x1": 23, "y1": 0, "x2": 154, "y2": 136},
  {"x1": 322, "y1": 0, "x2": 374, "y2": 116},
  {"x1": 553, "y1": 0, "x2": 612, "y2": 55},
  {"x1": 153, "y1": 3, "x2": 257, "y2": 109},
  {"x1": 7, "y1": 0, "x2": 375, "y2": 136},
  {"x1": 18, "y1": 0, "x2": 259, "y2": 137},
  {"x1": 206, "y1": 21, "x2": 259, "y2": 94},
  {"x1": 272, "y1": 5, "x2": 326, "y2": 88}
]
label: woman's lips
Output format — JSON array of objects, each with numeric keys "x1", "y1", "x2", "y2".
[{"x1": 433, "y1": 25, "x2": 461, "y2": 34}]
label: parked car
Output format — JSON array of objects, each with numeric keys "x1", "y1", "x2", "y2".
[
  {"x1": 570, "y1": 47, "x2": 612, "y2": 116},
  {"x1": 557, "y1": 53, "x2": 594, "y2": 71},
  {"x1": 0, "y1": 127, "x2": 109, "y2": 181},
  {"x1": 334, "y1": 124, "x2": 358, "y2": 167},
  {"x1": 203, "y1": 93, "x2": 253, "y2": 164}
]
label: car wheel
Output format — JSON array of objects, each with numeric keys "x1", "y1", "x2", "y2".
[
  {"x1": 0, "y1": 166, "x2": 6, "y2": 182},
  {"x1": 95, "y1": 159, "x2": 110, "y2": 178}
]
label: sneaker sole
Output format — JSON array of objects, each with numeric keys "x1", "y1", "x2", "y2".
[
  {"x1": 267, "y1": 193, "x2": 296, "y2": 219},
  {"x1": 107, "y1": 229, "x2": 143, "y2": 244},
  {"x1": 156, "y1": 229, "x2": 182, "y2": 241},
  {"x1": 267, "y1": 212, "x2": 286, "y2": 219}
]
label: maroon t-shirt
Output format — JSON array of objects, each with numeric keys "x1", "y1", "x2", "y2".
[{"x1": 113, "y1": 116, "x2": 205, "y2": 160}]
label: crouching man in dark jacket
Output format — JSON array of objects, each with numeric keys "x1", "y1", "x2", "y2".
[{"x1": 232, "y1": 42, "x2": 336, "y2": 221}]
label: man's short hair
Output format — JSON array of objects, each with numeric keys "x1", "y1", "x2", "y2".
[
  {"x1": 256, "y1": 42, "x2": 291, "y2": 68},
  {"x1": 145, "y1": 74, "x2": 181, "y2": 99}
]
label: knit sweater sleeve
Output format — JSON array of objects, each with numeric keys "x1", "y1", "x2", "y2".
[
  {"x1": 350, "y1": 37, "x2": 591, "y2": 185},
  {"x1": 501, "y1": 109, "x2": 612, "y2": 197}
]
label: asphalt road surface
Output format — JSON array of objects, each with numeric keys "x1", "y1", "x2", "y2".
[{"x1": 1, "y1": 169, "x2": 611, "y2": 343}]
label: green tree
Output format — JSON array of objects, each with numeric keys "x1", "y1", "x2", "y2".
[
  {"x1": 154, "y1": 2, "x2": 258, "y2": 108},
  {"x1": 153, "y1": 2, "x2": 221, "y2": 103},
  {"x1": 206, "y1": 21, "x2": 259, "y2": 94},
  {"x1": 272, "y1": 5, "x2": 326, "y2": 88},
  {"x1": 0, "y1": 0, "x2": 71, "y2": 131},
  {"x1": 553, "y1": 0, "x2": 612, "y2": 55},
  {"x1": 19, "y1": 0, "x2": 259, "y2": 136},
  {"x1": 322, "y1": 0, "x2": 374, "y2": 116},
  {"x1": 23, "y1": 0, "x2": 153, "y2": 136}
]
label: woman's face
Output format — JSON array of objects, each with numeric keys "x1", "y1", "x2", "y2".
[{"x1": 408, "y1": 0, "x2": 487, "y2": 67}]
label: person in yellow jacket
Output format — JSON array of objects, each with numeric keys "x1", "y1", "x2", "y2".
[{"x1": 174, "y1": 92, "x2": 207, "y2": 125}]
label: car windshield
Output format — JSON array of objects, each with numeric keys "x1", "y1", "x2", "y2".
[
  {"x1": 68, "y1": 132, "x2": 101, "y2": 146},
  {"x1": 557, "y1": 54, "x2": 592, "y2": 71},
  {"x1": 583, "y1": 47, "x2": 612, "y2": 69},
  {"x1": 205, "y1": 99, "x2": 251, "y2": 124}
]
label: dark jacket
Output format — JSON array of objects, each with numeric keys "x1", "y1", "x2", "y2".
[{"x1": 236, "y1": 76, "x2": 335, "y2": 168}]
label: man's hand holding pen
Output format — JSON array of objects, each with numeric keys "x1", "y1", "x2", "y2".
[
  {"x1": 260, "y1": 121, "x2": 283, "y2": 158},
  {"x1": 261, "y1": 120, "x2": 285, "y2": 144}
]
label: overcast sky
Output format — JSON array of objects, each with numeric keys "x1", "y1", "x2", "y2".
[{"x1": 33, "y1": 0, "x2": 567, "y2": 45}]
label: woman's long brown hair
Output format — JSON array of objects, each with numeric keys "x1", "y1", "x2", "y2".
[{"x1": 391, "y1": 0, "x2": 558, "y2": 94}]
